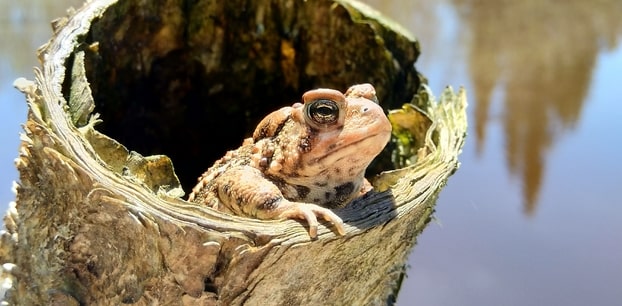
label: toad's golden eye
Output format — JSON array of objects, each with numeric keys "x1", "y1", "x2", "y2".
[{"x1": 306, "y1": 99, "x2": 339, "y2": 127}]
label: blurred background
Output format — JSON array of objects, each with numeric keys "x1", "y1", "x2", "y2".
[{"x1": 2, "y1": 1, "x2": 621, "y2": 305}]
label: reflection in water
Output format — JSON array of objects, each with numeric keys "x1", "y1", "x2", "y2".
[
  {"x1": 454, "y1": 0, "x2": 622, "y2": 214},
  {"x1": 364, "y1": 0, "x2": 622, "y2": 215}
]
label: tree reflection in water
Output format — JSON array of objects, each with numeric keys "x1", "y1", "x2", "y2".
[
  {"x1": 363, "y1": 0, "x2": 622, "y2": 215},
  {"x1": 454, "y1": 0, "x2": 622, "y2": 214}
]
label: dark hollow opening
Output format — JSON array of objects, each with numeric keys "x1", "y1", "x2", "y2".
[{"x1": 76, "y1": 0, "x2": 422, "y2": 193}]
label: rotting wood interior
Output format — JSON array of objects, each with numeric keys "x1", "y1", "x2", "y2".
[{"x1": 61, "y1": 0, "x2": 423, "y2": 192}]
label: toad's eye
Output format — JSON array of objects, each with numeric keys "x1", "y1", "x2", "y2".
[{"x1": 306, "y1": 99, "x2": 339, "y2": 127}]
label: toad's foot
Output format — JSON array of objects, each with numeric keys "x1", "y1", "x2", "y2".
[{"x1": 270, "y1": 201, "x2": 345, "y2": 238}]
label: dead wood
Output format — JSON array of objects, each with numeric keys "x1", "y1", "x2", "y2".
[{"x1": 1, "y1": 0, "x2": 466, "y2": 305}]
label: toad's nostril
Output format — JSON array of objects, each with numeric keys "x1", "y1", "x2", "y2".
[{"x1": 362, "y1": 107, "x2": 369, "y2": 112}]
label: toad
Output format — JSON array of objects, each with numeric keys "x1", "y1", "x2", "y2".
[{"x1": 188, "y1": 84, "x2": 392, "y2": 237}]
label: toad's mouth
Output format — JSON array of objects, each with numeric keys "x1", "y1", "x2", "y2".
[{"x1": 305, "y1": 126, "x2": 392, "y2": 173}]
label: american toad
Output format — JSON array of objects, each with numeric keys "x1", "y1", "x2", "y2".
[{"x1": 188, "y1": 84, "x2": 391, "y2": 237}]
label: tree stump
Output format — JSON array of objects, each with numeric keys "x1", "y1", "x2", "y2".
[{"x1": 1, "y1": 0, "x2": 466, "y2": 304}]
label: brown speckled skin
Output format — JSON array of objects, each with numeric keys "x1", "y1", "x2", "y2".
[{"x1": 188, "y1": 84, "x2": 392, "y2": 237}]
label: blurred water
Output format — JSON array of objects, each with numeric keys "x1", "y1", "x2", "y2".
[{"x1": 1, "y1": 1, "x2": 621, "y2": 305}]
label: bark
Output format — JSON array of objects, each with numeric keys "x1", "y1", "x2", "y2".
[{"x1": 1, "y1": 0, "x2": 467, "y2": 305}]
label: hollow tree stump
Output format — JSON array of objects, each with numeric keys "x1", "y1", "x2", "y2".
[{"x1": 1, "y1": 0, "x2": 466, "y2": 305}]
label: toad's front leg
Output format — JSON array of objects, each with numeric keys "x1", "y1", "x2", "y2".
[{"x1": 209, "y1": 166, "x2": 345, "y2": 238}]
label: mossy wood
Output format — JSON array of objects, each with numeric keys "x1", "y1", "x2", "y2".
[{"x1": 1, "y1": 0, "x2": 466, "y2": 305}]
